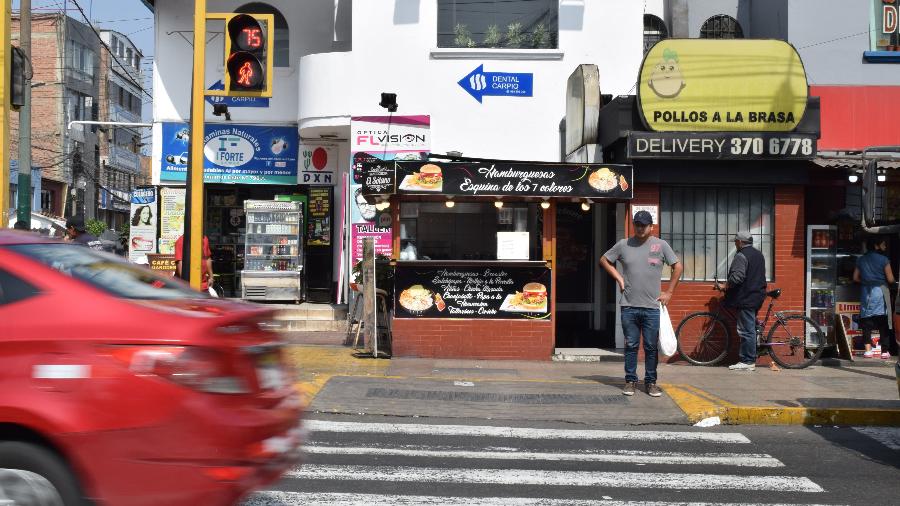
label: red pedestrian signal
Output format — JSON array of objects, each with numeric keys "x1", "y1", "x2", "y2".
[{"x1": 224, "y1": 14, "x2": 271, "y2": 95}]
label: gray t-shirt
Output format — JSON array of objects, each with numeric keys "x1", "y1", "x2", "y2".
[{"x1": 603, "y1": 236, "x2": 678, "y2": 309}]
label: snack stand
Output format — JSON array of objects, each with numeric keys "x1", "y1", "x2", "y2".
[
  {"x1": 241, "y1": 200, "x2": 305, "y2": 302},
  {"x1": 361, "y1": 159, "x2": 633, "y2": 359}
]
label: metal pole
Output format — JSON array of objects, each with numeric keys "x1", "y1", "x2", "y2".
[
  {"x1": 0, "y1": 0, "x2": 11, "y2": 228},
  {"x1": 16, "y1": 0, "x2": 32, "y2": 225},
  {"x1": 185, "y1": 0, "x2": 206, "y2": 290}
]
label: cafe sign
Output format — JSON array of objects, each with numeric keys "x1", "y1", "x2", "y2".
[
  {"x1": 638, "y1": 39, "x2": 808, "y2": 132},
  {"x1": 361, "y1": 161, "x2": 633, "y2": 199}
]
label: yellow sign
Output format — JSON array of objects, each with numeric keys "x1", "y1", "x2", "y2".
[{"x1": 639, "y1": 39, "x2": 808, "y2": 132}]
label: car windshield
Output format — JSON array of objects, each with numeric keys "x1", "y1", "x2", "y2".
[{"x1": 7, "y1": 243, "x2": 204, "y2": 300}]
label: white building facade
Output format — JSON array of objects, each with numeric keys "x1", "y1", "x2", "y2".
[{"x1": 149, "y1": 0, "x2": 645, "y2": 298}]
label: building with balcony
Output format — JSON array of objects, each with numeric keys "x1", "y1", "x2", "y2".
[{"x1": 98, "y1": 30, "x2": 147, "y2": 230}]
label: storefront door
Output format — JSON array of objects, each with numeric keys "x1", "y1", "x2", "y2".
[{"x1": 555, "y1": 203, "x2": 618, "y2": 348}]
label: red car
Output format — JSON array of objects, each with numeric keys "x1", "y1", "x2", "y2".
[{"x1": 0, "y1": 231, "x2": 303, "y2": 506}]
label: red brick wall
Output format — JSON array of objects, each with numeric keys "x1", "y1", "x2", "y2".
[
  {"x1": 392, "y1": 319, "x2": 554, "y2": 360},
  {"x1": 652, "y1": 184, "x2": 807, "y2": 364},
  {"x1": 10, "y1": 16, "x2": 66, "y2": 186}
]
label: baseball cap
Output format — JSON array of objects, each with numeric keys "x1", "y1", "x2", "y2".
[
  {"x1": 734, "y1": 230, "x2": 753, "y2": 243},
  {"x1": 633, "y1": 210, "x2": 653, "y2": 225},
  {"x1": 65, "y1": 215, "x2": 86, "y2": 232}
]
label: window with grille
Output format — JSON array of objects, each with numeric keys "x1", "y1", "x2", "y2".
[
  {"x1": 699, "y1": 14, "x2": 744, "y2": 39},
  {"x1": 659, "y1": 187, "x2": 774, "y2": 281},
  {"x1": 643, "y1": 14, "x2": 668, "y2": 53},
  {"x1": 438, "y1": 0, "x2": 558, "y2": 49}
]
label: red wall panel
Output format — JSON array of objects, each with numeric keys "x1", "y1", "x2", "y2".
[{"x1": 812, "y1": 86, "x2": 900, "y2": 151}]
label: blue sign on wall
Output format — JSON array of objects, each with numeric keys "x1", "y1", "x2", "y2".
[
  {"x1": 458, "y1": 64, "x2": 534, "y2": 103},
  {"x1": 159, "y1": 122, "x2": 297, "y2": 185},
  {"x1": 205, "y1": 80, "x2": 270, "y2": 108}
]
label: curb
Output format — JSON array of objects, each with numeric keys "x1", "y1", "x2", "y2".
[{"x1": 661, "y1": 383, "x2": 900, "y2": 427}]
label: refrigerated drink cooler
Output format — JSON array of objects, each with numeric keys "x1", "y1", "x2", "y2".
[{"x1": 241, "y1": 200, "x2": 305, "y2": 302}]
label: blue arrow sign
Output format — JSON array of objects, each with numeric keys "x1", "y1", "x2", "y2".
[
  {"x1": 205, "y1": 80, "x2": 270, "y2": 108},
  {"x1": 457, "y1": 64, "x2": 533, "y2": 103}
]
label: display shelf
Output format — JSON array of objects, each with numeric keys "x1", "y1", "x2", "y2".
[
  {"x1": 241, "y1": 200, "x2": 305, "y2": 302},
  {"x1": 806, "y1": 225, "x2": 837, "y2": 349}
]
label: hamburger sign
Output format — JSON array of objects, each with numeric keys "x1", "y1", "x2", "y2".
[{"x1": 638, "y1": 39, "x2": 809, "y2": 132}]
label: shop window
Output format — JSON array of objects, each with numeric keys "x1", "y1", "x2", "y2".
[
  {"x1": 236, "y1": 2, "x2": 290, "y2": 67},
  {"x1": 643, "y1": 14, "x2": 668, "y2": 53},
  {"x1": 699, "y1": 15, "x2": 744, "y2": 39},
  {"x1": 399, "y1": 202, "x2": 543, "y2": 261},
  {"x1": 438, "y1": 0, "x2": 558, "y2": 49},
  {"x1": 871, "y1": 0, "x2": 900, "y2": 51},
  {"x1": 660, "y1": 187, "x2": 774, "y2": 281}
]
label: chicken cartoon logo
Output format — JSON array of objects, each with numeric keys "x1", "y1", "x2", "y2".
[{"x1": 648, "y1": 48, "x2": 686, "y2": 99}]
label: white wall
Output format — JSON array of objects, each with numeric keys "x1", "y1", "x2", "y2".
[
  {"x1": 314, "y1": 0, "x2": 644, "y2": 162},
  {"x1": 152, "y1": 0, "x2": 335, "y2": 125}
]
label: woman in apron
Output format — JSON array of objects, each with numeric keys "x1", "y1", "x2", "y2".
[{"x1": 854, "y1": 235, "x2": 898, "y2": 358}]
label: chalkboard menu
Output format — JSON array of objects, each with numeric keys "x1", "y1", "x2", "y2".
[
  {"x1": 394, "y1": 262, "x2": 551, "y2": 320},
  {"x1": 361, "y1": 161, "x2": 633, "y2": 199}
]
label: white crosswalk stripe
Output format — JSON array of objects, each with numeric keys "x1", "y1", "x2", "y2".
[
  {"x1": 303, "y1": 420, "x2": 753, "y2": 443},
  {"x1": 303, "y1": 445, "x2": 784, "y2": 467},
  {"x1": 243, "y1": 492, "x2": 837, "y2": 506},
  {"x1": 243, "y1": 420, "x2": 831, "y2": 506},
  {"x1": 284, "y1": 465, "x2": 823, "y2": 492}
]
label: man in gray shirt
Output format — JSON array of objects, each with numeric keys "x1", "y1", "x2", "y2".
[{"x1": 600, "y1": 210, "x2": 683, "y2": 397}]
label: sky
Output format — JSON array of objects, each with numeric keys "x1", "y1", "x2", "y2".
[{"x1": 12, "y1": 0, "x2": 155, "y2": 139}]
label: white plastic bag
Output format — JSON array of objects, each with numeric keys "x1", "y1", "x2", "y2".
[{"x1": 659, "y1": 303, "x2": 677, "y2": 357}]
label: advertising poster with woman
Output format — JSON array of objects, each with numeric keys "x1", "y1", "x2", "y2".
[
  {"x1": 128, "y1": 187, "x2": 158, "y2": 263},
  {"x1": 349, "y1": 116, "x2": 430, "y2": 271}
]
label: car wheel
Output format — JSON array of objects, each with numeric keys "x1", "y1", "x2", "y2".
[{"x1": 0, "y1": 442, "x2": 84, "y2": 506}]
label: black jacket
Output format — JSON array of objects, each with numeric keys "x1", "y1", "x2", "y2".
[{"x1": 724, "y1": 245, "x2": 767, "y2": 309}]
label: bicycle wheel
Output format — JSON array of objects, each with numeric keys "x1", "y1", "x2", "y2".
[
  {"x1": 766, "y1": 315, "x2": 826, "y2": 369},
  {"x1": 676, "y1": 312, "x2": 731, "y2": 366}
]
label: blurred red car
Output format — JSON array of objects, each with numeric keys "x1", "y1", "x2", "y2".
[{"x1": 0, "y1": 231, "x2": 303, "y2": 506}]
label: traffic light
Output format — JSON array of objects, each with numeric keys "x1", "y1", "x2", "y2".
[
  {"x1": 224, "y1": 14, "x2": 272, "y2": 97},
  {"x1": 10, "y1": 46, "x2": 28, "y2": 108}
]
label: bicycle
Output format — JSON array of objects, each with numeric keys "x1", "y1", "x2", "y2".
[{"x1": 675, "y1": 282, "x2": 826, "y2": 369}]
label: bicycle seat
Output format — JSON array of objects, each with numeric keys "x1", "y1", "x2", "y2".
[{"x1": 766, "y1": 288, "x2": 782, "y2": 299}]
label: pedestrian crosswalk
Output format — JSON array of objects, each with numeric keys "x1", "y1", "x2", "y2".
[{"x1": 241, "y1": 419, "x2": 834, "y2": 506}]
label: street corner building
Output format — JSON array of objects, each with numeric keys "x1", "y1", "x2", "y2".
[{"x1": 142, "y1": 0, "x2": 900, "y2": 360}]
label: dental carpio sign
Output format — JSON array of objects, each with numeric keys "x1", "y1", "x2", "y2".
[{"x1": 458, "y1": 64, "x2": 534, "y2": 103}]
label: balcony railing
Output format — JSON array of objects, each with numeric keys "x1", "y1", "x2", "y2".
[{"x1": 108, "y1": 145, "x2": 140, "y2": 173}]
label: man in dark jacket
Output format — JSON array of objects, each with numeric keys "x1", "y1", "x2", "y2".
[{"x1": 718, "y1": 231, "x2": 767, "y2": 371}]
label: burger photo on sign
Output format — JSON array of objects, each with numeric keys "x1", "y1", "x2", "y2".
[
  {"x1": 399, "y1": 163, "x2": 443, "y2": 192},
  {"x1": 501, "y1": 282, "x2": 548, "y2": 313}
]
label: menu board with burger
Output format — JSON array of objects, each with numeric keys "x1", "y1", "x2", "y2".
[
  {"x1": 361, "y1": 161, "x2": 633, "y2": 199},
  {"x1": 394, "y1": 263, "x2": 551, "y2": 319}
]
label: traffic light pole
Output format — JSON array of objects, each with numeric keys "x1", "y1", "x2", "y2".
[
  {"x1": 0, "y1": 0, "x2": 11, "y2": 228},
  {"x1": 184, "y1": 0, "x2": 207, "y2": 290},
  {"x1": 17, "y1": 0, "x2": 32, "y2": 226}
]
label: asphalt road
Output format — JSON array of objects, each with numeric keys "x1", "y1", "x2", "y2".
[{"x1": 242, "y1": 413, "x2": 900, "y2": 506}]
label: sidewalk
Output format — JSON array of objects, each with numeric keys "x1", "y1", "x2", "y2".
[{"x1": 286, "y1": 334, "x2": 900, "y2": 427}]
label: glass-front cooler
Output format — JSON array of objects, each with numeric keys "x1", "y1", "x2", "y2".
[
  {"x1": 806, "y1": 225, "x2": 837, "y2": 347},
  {"x1": 241, "y1": 200, "x2": 304, "y2": 302}
]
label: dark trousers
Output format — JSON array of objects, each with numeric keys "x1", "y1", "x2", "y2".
[
  {"x1": 621, "y1": 306, "x2": 660, "y2": 383},
  {"x1": 736, "y1": 307, "x2": 759, "y2": 365},
  {"x1": 860, "y1": 315, "x2": 898, "y2": 356}
]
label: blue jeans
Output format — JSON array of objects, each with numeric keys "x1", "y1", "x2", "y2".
[
  {"x1": 621, "y1": 306, "x2": 660, "y2": 383},
  {"x1": 736, "y1": 307, "x2": 758, "y2": 365}
]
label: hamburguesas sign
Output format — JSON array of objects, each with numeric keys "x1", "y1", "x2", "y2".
[
  {"x1": 639, "y1": 39, "x2": 808, "y2": 132},
  {"x1": 361, "y1": 161, "x2": 633, "y2": 199}
]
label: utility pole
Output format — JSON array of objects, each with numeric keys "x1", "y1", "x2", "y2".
[
  {"x1": 0, "y1": 0, "x2": 11, "y2": 228},
  {"x1": 16, "y1": 0, "x2": 32, "y2": 225},
  {"x1": 184, "y1": 0, "x2": 207, "y2": 290}
]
